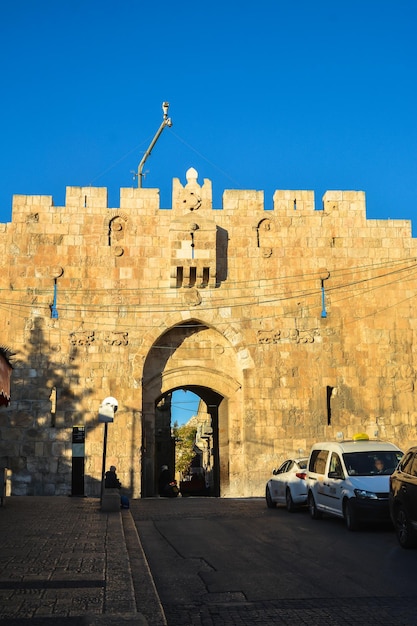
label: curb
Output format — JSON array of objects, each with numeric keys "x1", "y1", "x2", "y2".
[{"x1": 122, "y1": 511, "x2": 167, "y2": 626}]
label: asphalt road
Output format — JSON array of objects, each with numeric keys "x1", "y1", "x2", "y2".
[{"x1": 130, "y1": 497, "x2": 417, "y2": 625}]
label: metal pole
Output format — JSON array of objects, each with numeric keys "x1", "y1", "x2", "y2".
[
  {"x1": 137, "y1": 102, "x2": 172, "y2": 188},
  {"x1": 100, "y1": 422, "x2": 108, "y2": 504}
]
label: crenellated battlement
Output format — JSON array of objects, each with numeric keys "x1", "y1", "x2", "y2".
[
  {"x1": 6, "y1": 169, "x2": 413, "y2": 270},
  {"x1": 9, "y1": 169, "x2": 367, "y2": 218},
  {"x1": 3, "y1": 166, "x2": 413, "y2": 294},
  {"x1": 65, "y1": 186, "x2": 108, "y2": 209}
]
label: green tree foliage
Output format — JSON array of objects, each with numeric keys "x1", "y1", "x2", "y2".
[{"x1": 173, "y1": 422, "x2": 197, "y2": 476}]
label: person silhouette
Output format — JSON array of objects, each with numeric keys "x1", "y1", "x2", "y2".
[
  {"x1": 158, "y1": 465, "x2": 171, "y2": 496},
  {"x1": 374, "y1": 458, "x2": 384, "y2": 474},
  {"x1": 104, "y1": 465, "x2": 121, "y2": 489}
]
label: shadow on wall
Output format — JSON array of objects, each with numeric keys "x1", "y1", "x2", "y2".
[{"x1": 0, "y1": 317, "x2": 106, "y2": 496}]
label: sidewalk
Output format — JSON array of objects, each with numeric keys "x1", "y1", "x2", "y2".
[{"x1": 0, "y1": 497, "x2": 166, "y2": 625}]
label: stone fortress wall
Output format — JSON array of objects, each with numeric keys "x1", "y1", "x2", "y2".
[{"x1": 0, "y1": 167, "x2": 416, "y2": 497}]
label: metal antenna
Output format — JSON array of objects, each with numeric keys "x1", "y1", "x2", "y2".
[{"x1": 137, "y1": 102, "x2": 172, "y2": 188}]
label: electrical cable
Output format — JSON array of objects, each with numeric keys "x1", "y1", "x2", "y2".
[
  {"x1": 1, "y1": 260, "x2": 416, "y2": 313},
  {"x1": 87, "y1": 135, "x2": 153, "y2": 186},
  {"x1": 1, "y1": 261, "x2": 416, "y2": 352},
  {"x1": 169, "y1": 129, "x2": 243, "y2": 187},
  {"x1": 0, "y1": 256, "x2": 415, "y2": 296},
  {"x1": 1, "y1": 260, "x2": 416, "y2": 318}
]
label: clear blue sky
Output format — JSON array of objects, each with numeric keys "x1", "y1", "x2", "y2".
[
  {"x1": 1, "y1": 1, "x2": 416, "y2": 224},
  {"x1": 171, "y1": 390, "x2": 200, "y2": 427},
  {"x1": 2, "y1": 1, "x2": 416, "y2": 422}
]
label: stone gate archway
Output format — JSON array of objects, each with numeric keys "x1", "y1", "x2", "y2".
[
  {"x1": 154, "y1": 386, "x2": 223, "y2": 497},
  {"x1": 141, "y1": 319, "x2": 243, "y2": 497}
]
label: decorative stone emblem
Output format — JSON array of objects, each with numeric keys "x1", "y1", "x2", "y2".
[
  {"x1": 257, "y1": 328, "x2": 320, "y2": 344},
  {"x1": 104, "y1": 332, "x2": 128, "y2": 346},
  {"x1": 68, "y1": 331, "x2": 129, "y2": 349},
  {"x1": 182, "y1": 287, "x2": 202, "y2": 306},
  {"x1": 182, "y1": 190, "x2": 201, "y2": 211},
  {"x1": 69, "y1": 331, "x2": 95, "y2": 346}
]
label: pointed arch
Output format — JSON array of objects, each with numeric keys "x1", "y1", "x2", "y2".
[{"x1": 139, "y1": 317, "x2": 246, "y2": 498}]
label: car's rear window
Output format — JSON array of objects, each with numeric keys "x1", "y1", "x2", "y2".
[
  {"x1": 298, "y1": 460, "x2": 307, "y2": 470},
  {"x1": 343, "y1": 451, "x2": 403, "y2": 476}
]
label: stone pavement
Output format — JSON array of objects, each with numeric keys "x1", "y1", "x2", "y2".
[
  {"x1": 2, "y1": 497, "x2": 417, "y2": 626},
  {"x1": 129, "y1": 497, "x2": 417, "y2": 626},
  {"x1": 0, "y1": 497, "x2": 166, "y2": 625}
]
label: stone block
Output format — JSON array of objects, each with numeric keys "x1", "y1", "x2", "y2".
[{"x1": 101, "y1": 488, "x2": 121, "y2": 512}]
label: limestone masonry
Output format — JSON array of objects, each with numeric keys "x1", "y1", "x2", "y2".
[{"x1": 0, "y1": 167, "x2": 416, "y2": 497}]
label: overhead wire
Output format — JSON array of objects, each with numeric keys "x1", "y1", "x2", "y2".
[
  {"x1": 3, "y1": 117, "x2": 416, "y2": 361},
  {"x1": 80, "y1": 117, "x2": 243, "y2": 192},
  {"x1": 1, "y1": 260, "x2": 416, "y2": 348},
  {"x1": 0, "y1": 255, "x2": 415, "y2": 297},
  {"x1": 1, "y1": 258, "x2": 416, "y2": 315},
  {"x1": 87, "y1": 135, "x2": 154, "y2": 186},
  {"x1": 169, "y1": 129, "x2": 243, "y2": 188}
]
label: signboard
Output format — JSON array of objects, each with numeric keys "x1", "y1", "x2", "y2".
[{"x1": 72, "y1": 426, "x2": 85, "y2": 444}]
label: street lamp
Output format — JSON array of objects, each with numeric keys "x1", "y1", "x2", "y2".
[
  {"x1": 99, "y1": 396, "x2": 118, "y2": 502},
  {"x1": 137, "y1": 101, "x2": 173, "y2": 188}
]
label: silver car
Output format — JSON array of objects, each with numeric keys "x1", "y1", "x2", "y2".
[{"x1": 266, "y1": 457, "x2": 308, "y2": 512}]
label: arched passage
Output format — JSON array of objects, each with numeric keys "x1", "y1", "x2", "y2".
[
  {"x1": 154, "y1": 386, "x2": 223, "y2": 497},
  {"x1": 141, "y1": 320, "x2": 243, "y2": 497}
]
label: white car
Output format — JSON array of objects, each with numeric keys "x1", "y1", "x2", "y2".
[
  {"x1": 266, "y1": 457, "x2": 308, "y2": 512},
  {"x1": 307, "y1": 435, "x2": 403, "y2": 530}
]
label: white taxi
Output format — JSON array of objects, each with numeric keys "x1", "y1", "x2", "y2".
[{"x1": 306, "y1": 434, "x2": 403, "y2": 530}]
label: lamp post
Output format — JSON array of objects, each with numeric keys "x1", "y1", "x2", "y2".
[
  {"x1": 99, "y1": 396, "x2": 118, "y2": 503},
  {"x1": 137, "y1": 101, "x2": 172, "y2": 188}
]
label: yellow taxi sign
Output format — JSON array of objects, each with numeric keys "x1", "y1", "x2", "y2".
[{"x1": 352, "y1": 432, "x2": 370, "y2": 441}]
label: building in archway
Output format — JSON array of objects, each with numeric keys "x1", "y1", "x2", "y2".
[{"x1": 0, "y1": 167, "x2": 416, "y2": 497}]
